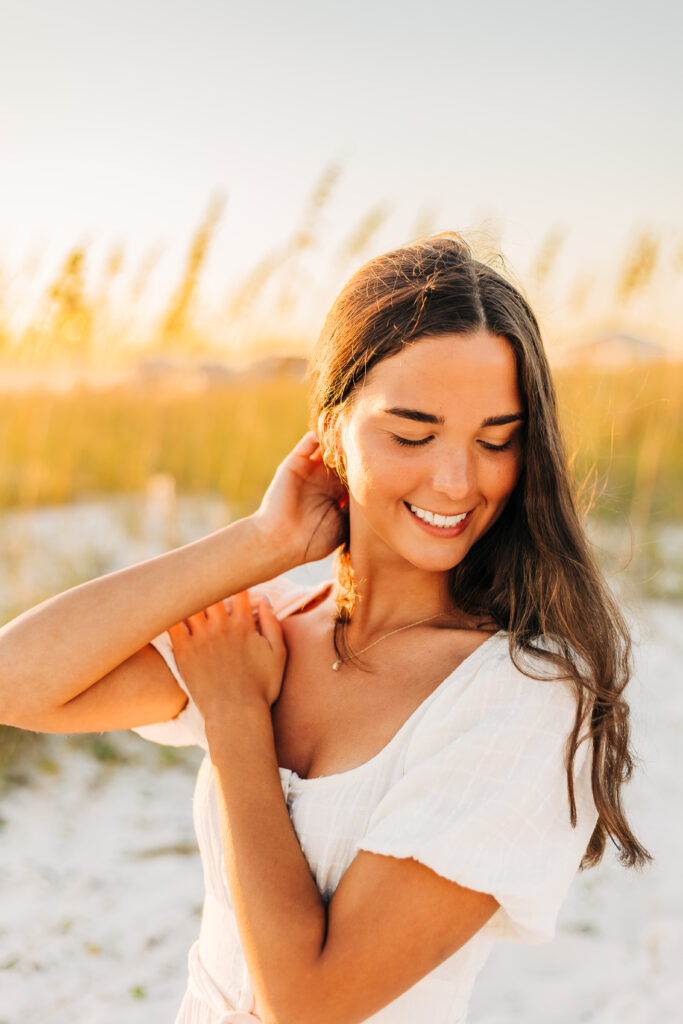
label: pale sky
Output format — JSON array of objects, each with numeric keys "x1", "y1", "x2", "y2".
[{"x1": 1, "y1": 0, "x2": 681, "y2": 335}]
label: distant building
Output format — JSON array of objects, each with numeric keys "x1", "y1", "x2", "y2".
[
  {"x1": 557, "y1": 332, "x2": 668, "y2": 368},
  {"x1": 246, "y1": 356, "x2": 308, "y2": 382},
  {"x1": 132, "y1": 355, "x2": 308, "y2": 390}
]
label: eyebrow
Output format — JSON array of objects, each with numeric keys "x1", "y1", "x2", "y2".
[{"x1": 384, "y1": 407, "x2": 526, "y2": 428}]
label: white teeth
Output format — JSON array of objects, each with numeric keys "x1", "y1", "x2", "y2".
[{"x1": 409, "y1": 504, "x2": 469, "y2": 528}]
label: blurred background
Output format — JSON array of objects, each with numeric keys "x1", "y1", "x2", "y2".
[{"x1": 0, "y1": 1, "x2": 681, "y2": 1022}]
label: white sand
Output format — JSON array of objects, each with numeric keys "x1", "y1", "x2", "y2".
[
  {"x1": 0, "y1": 737, "x2": 203, "y2": 1023},
  {"x1": 0, "y1": 502, "x2": 680, "y2": 1022},
  {"x1": 468, "y1": 598, "x2": 683, "y2": 1024}
]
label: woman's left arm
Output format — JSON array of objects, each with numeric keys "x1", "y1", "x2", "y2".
[{"x1": 170, "y1": 593, "x2": 499, "y2": 1024}]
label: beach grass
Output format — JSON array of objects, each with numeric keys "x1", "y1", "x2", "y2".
[
  {"x1": 1, "y1": 184, "x2": 681, "y2": 527},
  {"x1": 1, "y1": 193, "x2": 681, "y2": 776},
  {"x1": 0, "y1": 375, "x2": 310, "y2": 515},
  {"x1": 556, "y1": 359, "x2": 682, "y2": 526},
  {"x1": 0, "y1": 360, "x2": 680, "y2": 525},
  {"x1": 0, "y1": 361, "x2": 680, "y2": 777}
]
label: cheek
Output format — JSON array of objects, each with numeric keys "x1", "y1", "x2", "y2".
[
  {"x1": 485, "y1": 455, "x2": 523, "y2": 502},
  {"x1": 342, "y1": 437, "x2": 373, "y2": 499},
  {"x1": 343, "y1": 435, "x2": 406, "y2": 502}
]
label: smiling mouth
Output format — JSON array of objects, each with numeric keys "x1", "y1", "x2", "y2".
[{"x1": 405, "y1": 502, "x2": 472, "y2": 528}]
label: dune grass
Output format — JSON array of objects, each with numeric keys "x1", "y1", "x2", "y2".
[
  {"x1": 0, "y1": 360, "x2": 680, "y2": 524},
  {"x1": 556, "y1": 360, "x2": 682, "y2": 527},
  {"x1": 1, "y1": 177, "x2": 681, "y2": 526},
  {"x1": 1, "y1": 185, "x2": 681, "y2": 777},
  {"x1": 0, "y1": 375, "x2": 310, "y2": 514},
  {"x1": 0, "y1": 360, "x2": 679, "y2": 779}
]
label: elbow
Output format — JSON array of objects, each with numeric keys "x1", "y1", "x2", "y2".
[
  {"x1": 0, "y1": 670, "x2": 26, "y2": 728},
  {"x1": 0, "y1": 663, "x2": 57, "y2": 731},
  {"x1": 0, "y1": 640, "x2": 33, "y2": 727},
  {"x1": 255, "y1": 982, "x2": 316, "y2": 1024},
  {"x1": 260, "y1": 1009, "x2": 323, "y2": 1024},
  {"x1": 259, "y1": 982, "x2": 349, "y2": 1024},
  {"x1": 257, "y1": 990, "x2": 314, "y2": 1024},
  {"x1": 0, "y1": 674, "x2": 41, "y2": 730}
]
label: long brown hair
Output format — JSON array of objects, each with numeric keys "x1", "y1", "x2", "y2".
[{"x1": 308, "y1": 231, "x2": 650, "y2": 871}]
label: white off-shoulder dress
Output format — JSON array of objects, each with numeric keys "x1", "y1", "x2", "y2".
[{"x1": 132, "y1": 575, "x2": 598, "y2": 1024}]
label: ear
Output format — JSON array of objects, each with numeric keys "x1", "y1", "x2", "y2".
[
  {"x1": 317, "y1": 410, "x2": 343, "y2": 452},
  {"x1": 317, "y1": 409, "x2": 349, "y2": 485},
  {"x1": 315, "y1": 412, "x2": 328, "y2": 445}
]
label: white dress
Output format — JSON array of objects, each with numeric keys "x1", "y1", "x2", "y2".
[{"x1": 132, "y1": 575, "x2": 598, "y2": 1024}]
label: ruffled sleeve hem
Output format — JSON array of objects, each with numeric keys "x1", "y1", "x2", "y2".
[
  {"x1": 355, "y1": 836, "x2": 567, "y2": 944},
  {"x1": 131, "y1": 630, "x2": 210, "y2": 749},
  {"x1": 130, "y1": 573, "x2": 332, "y2": 751},
  {"x1": 352, "y1": 643, "x2": 598, "y2": 947}
]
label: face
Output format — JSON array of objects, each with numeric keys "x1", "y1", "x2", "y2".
[{"x1": 333, "y1": 331, "x2": 525, "y2": 575}]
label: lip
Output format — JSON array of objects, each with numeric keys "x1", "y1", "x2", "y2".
[{"x1": 404, "y1": 502, "x2": 475, "y2": 538}]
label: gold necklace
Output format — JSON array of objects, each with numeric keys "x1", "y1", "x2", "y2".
[{"x1": 331, "y1": 613, "x2": 441, "y2": 671}]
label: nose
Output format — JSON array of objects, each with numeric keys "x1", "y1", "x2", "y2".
[{"x1": 429, "y1": 447, "x2": 475, "y2": 502}]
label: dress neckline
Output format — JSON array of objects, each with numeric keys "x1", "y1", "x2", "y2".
[{"x1": 277, "y1": 611, "x2": 507, "y2": 787}]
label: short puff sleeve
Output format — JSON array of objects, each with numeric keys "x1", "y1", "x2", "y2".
[
  {"x1": 131, "y1": 626, "x2": 208, "y2": 749},
  {"x1": 130, "y1": 574, "x2": 333, "y2": 753},
  {"x1": 354, "y1": 639, "x2": 597, "y2": 944},
  {"x1": 131, "y1": 630, "x2": 209, "y2": 751}
]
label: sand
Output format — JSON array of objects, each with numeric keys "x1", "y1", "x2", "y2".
[{"x1": 0, "y1": 502, "x2": 680, "y2": 1022}]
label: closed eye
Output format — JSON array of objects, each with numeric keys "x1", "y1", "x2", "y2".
[
  {"x1": 392, "y1": 435, "x2": 515, "y2": 451},
  {"x1": 390, "y1": 433, "x2": 434, "y2": 447},
  {"x1": 479, "y1": 439, "x2": 513, "y2": 452}
]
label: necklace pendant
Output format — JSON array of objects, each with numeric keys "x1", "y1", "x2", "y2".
[{"x1": 332, "y1": 660, "x2": 341, "y2": 671}]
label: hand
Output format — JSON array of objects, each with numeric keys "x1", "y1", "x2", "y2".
[
  {"x1": 167, "y1": 590, "x2": 288, "y2": 725},
  {"x1": 251, "y1": 432, "x2": 348, "y2": 566}
]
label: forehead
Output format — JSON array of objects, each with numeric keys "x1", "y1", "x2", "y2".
[{"x1": 353, "y1": 332, "x2": 521, "y2": 414}]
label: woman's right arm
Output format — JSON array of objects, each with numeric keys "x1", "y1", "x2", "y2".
[
  {"x1": 8, "y1": 643, "x2": 188, "y2": 735},
  {"x1": 0, "y1": 517, "x2": 290, "y2": 733},
  {"x1": 0, "y1": 433, "x2": 346, "y2": 734}
]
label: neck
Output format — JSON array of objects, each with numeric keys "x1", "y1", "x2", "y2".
[{"x1": 333, "y1": 536, "x2": 456, "y2": 641}]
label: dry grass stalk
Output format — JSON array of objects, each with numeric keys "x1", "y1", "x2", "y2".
[
  {"x1": 615, "y1": 229, "x2": 660, "y2": 306},
  {"x1": 160, "y1": 192, "x2": 227, "y2": 349},
  {"x1": 529, "y1": 225, "x2": 566, "y2": 295},
  {"x1": 226, "y1": 162, "x2": 343, "y2": 331},
  {"x1": 334, "y1": 203, "x2": 392, "y2": 266}
]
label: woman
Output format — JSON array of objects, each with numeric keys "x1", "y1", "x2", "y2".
[{"x1": 0, "y1": 233, "x2": 649, "y2": 1024}]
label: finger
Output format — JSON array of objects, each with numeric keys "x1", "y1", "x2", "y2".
[
  {"x1": 205, "y1": 599, "x2": 229, "y2": 619},
  {"x1": 258, "y1": 597, "x2": 286, "y2": 651},
  {"x1": 185, "y1": 606, "x2": 211, "y2": 630},
  {"x1": 231, "y1": 590, "x2": 253, "y2": 623},
  {"x1": 290, "y1": 431, "x2": 320, "y2": 460},
  {"x1": 169, "y1": 619, "x2": 192, "y2": 639},
  {"x1": 187, "y1": 610, "x2": 209, "y2": 633}
]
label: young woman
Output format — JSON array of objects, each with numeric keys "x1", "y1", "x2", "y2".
[{"x1": 0, "y1": 233, "x2": 649, "y2": 1024}]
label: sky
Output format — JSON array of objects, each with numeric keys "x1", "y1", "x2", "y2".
[{"x1": 1, "y1": 0, "x2": 681, "y2": 338}]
